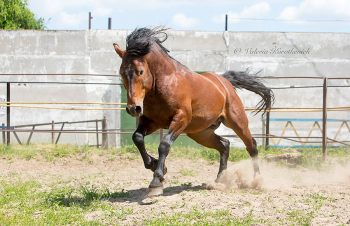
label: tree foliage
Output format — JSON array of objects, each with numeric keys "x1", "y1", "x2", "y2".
[{"x1": 0, "y1": 0, "x2": 46, "y2": 29}]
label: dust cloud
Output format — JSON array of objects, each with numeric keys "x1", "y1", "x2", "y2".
[{"x1": 206, "y1": 159, "x2": 350, "y2": 192}]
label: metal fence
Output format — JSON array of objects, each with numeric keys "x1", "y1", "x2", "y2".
[{"x1": 1, "y1": 74, "x2": 350, "y2": 158}]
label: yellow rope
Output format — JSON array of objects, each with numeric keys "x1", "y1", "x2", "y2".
[
  {"x1": 0, "y1": 105, "x2": 125, "y2": 110},
  {"x1": 2, "y1": 102, "x2": 127, "y2": 105}
]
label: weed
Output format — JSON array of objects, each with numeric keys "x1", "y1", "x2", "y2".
[
  {"x1": 179, "y1": 168, "x2": 195, "y2": 177},
  {"x1": 181, "y1": 182, "x2": 192, "y2": 187},
  {"x1": 144, "y1": 207, "x2": 265, "y2": 225},
  {"x1": 169, "y1": 179, "x2": 180, "y2": 186},
  {"x1": 46, "y1": 184, "x2": 131, "y2": 208},
  {"x1": 287, "y1": 209, "x2": 314, "y2": 225}
]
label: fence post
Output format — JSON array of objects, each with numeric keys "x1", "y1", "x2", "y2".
[
  {"x1": 51, "y1": 121, "x2": 55, "y2": 145},
  {"x1": 26, "y1": 126, "x2": 35, "y2": 145},
  {"x1": 102, "y1": 117, "x2": 108, "y2": 150},
  {"x1": 322, "y1": 77, "x2": 328, "y2": 160},
  {"x1": 2, "y1": 123, "x2": 5, "y2": 144},
  {"x1": 6, "y1": 82, "x2": 10, "y2": 145},
  {"x1": 108, "y1": 18, "x2": 112, "y2": 29},
  {"x1": 96, "y1": 120, "x2": 99, "y2": 148},
  {"x1": 225, "y1": 14, "x2": 228, "y2": 31},
  {"x1": 88, "y1": 12, "x2": 93, "y2": 29},
  {"x1": 265, "y1": 111, "x2": 270, "y2": 149},
  {"x1": 55, "y1": 123, "x2": 65, "y2": 144}
]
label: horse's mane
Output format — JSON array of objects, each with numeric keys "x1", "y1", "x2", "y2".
[{"x1": 126, "y1": 26, "x2": 172, "y2": 58}]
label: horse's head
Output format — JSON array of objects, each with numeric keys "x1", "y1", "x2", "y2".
[{"x1": 113, "y1": 43, "x2": 153, "y2": 117}]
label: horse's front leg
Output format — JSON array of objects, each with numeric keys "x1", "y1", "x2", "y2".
[
  {"x1": 148, "y1": 109, "x2": 190, "y2": 196},
  {"x1": 132, "y1": 116, "x2": 160, "y2": 172}
]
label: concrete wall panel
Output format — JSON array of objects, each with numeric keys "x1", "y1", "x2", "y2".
[{"x1": 0, "y1": 29, "x2": 349, "y2": 147}]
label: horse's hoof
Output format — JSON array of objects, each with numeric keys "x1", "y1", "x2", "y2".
[{"x1": 148, "y1": 187, "x2": 163, "y2": 197}]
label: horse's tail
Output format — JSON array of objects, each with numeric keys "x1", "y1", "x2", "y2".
[{"x1": 221, "y1": 70, "x2": 275, "y2": 116}]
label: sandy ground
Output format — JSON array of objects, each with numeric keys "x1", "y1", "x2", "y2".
[{"x1": 0, "y1": 153, "x2": 350, "y2": 225}]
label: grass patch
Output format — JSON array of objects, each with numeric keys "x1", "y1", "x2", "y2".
[
  {"x1": 0, "y1": 144, "x2": 349, "y2": 170},
  {"x1": 180, "y1": 182, "x2": 193, "y2": 187},
  {"x1": 47, "y1": 184, "x2": 132, "y2": 208},
  {"x1": 286, "y1": 209, "x2": 314, "y2": 225},
  {"x1": 144, "y1": 207, "x2": 268, "y2": 225},
  {"x1": 0, "y1": 178, "x2": 134, "y2": 225},
  {"x1": 179, "y1": 168, "x2": 195, "y2": 177},
  {"x1": 0, "y1": 143, "x2": 140, "y2": 162}
]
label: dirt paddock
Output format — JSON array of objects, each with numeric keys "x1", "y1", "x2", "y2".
[{"x1": 1, "y1": 153, "x2": 349, "y2": 225}]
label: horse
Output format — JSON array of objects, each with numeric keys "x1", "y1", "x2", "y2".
[{"x1": 113, "y1": 27, "x2": 274, "y2": 196}]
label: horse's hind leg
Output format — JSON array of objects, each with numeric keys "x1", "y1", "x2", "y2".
[
  {"x1": 187, "y1": 124, "x2": 230, "y2": 178},
  {"x1": 132, "y1": 116, "x2": 166, "y2": 174},
  {"x1": 223, "y1": 112, "x2": 260, "y2": 175}
]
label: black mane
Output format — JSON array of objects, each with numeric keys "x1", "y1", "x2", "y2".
[{"x1": 126, "y1": 26, "x2": 171, "y2": 57}]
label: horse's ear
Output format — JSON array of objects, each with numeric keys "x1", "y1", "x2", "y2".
[{"x1": 113, "y1": 43, "x2": 126, "y2": 58}]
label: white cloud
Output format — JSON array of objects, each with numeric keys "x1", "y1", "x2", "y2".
[
  {"x1": 212, "y1": 2, "x2": 271, "y2": 24},
  {"x1": 93, "y1": 7, "x2": 114, "y2": 17},
  {"x1": 172, "y1": 13, "x2": 200, "y2": 28},
  {"x1": 60, "y1": 12, "x2": 86, "y2": 28},
  {"x1": 240, "y1": 2, "x2": 271, "y2": 17},
  {"x1": 29, "y1": 0, "x2": 114, "y2": 18},
  {"x1": 278, "y1": 0, "x2": 350, "y2": 22}
]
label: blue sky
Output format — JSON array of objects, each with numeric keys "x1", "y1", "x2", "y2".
[{"x1": 28, "y1": 0, "x2": 350, "y2": 33}]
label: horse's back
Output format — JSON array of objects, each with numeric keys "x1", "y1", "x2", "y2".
[
  {"x1": 182, "y1": 72, "x2": 234, "y2": 132},
  {"x1": 197, "y1": 72, "x2": 247, "y2": 120},
  {"x1": 197, "y1": 72, "x2": 242, "y2": 105}
]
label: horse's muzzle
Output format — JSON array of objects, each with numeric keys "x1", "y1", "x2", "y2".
[{"x1": 126, "y1": 105, "x2": 143, "y2": 117}]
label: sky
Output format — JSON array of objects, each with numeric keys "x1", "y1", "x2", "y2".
[{"x1": 28, "y1": 0, "x2": 350, "y2": 33}]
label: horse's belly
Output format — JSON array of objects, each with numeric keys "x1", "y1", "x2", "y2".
[
  {"x1": 144, "y1": 105, "x2": 221, "y2": 132},
  {"x1": 183, "y1": 117, "x2": 219, "y2": 133}
]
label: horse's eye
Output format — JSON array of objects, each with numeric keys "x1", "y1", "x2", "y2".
[{"x1": 139, "y1": 70, "x2": 144, "y2": 75}]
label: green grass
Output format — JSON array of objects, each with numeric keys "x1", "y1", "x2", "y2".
[
  {"x1": 178, "y1": 168, "x2": 195, "y2": 177},
  {"x1": 0, "y1": 143, "x2": 140, "y2": 162},
  {"x1": 1, "y1": 144, "x2": 349, "y2": 171},
  {"x1": 144, "y1": 207, "x2": 266, "y2": 225},
  {"x1": 0, "y1": 143, "x2": 251, "y2": 163},
  {"x1": 286, "y1": 209, "x2": 314, "y2": 225},
  {"x1": 0, "y1": 179, "x2": 134, "y2": 226},
  {"x1": 47, "y1": 184, "x2": 131, "y2": 208},
  {"x1": 0, "y1": 178, "x2": 267, "y2": 226}
]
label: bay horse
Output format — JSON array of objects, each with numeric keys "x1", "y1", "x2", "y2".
[{"x1": 113, "y1": 27, "x2": 274, "y2": 196}]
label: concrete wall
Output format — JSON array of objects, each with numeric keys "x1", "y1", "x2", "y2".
[
  {"x1": 0, "y1": 30, "x2": 123, "y2": 146},
  {"x1": 0, "y1": 29, "x2": 349, "y2": 147}
]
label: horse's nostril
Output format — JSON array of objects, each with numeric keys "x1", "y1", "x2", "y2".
[
  {"x1": 135, "y1": 106, "x2": 142, "y2": 114},
  {"x1": 126, "y1": 106, "x2": 131, "y2": 114}
]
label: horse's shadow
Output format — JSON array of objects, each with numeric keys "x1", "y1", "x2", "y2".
[
  {"x1": 47, "y1": 184, "x2": 207, "y2": 207},
  {"x1": 113, "y1": 184, "x2": 206, "y2": 205}
]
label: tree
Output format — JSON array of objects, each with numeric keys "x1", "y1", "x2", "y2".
[{"x1": 0, "y1": 0, "x2": 47, "y2": 29}]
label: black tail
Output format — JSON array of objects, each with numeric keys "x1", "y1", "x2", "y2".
[{"x1": 221, "y1": 70, "x2": 275, "y2": 116}]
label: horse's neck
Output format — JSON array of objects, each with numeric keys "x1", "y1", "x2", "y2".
[{"x1": 147, "y1": 48, "x2": 177, "y2": 78}]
